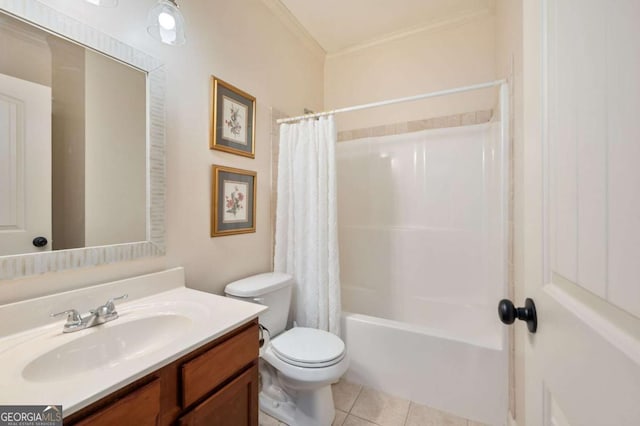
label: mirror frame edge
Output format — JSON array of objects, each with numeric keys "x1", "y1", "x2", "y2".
[{"x1": 0, "y1": 0, "x2": 166, "y2": 280}]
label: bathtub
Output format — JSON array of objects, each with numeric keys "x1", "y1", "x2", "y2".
[{"x1": 341, "y1": 305, "x2": 508, "y2": 426}]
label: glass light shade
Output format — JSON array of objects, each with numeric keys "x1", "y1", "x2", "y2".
[
  {"x1": 85, "y1": 0, "x2": 118, "y2": 7},
  {"x1": 147, "y1": 0, "x2": 186, "y2": 46}
]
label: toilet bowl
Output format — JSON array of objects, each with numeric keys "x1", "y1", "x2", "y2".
[
  {"x1": 261, "y1": 327, "x2": 348, "y2": 425},
  {"x1": 225, "y1": 273, "x2": 348, "y2": 426}
]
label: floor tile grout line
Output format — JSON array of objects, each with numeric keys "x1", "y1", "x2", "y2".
[
  {"x1": 345, "y1": 411, "x2": 384, "y2": 426},
  {"x1": 336, "y1": 409, "x2": 350, "y2": 426},
  {"x1": 402, "y1": 401, "x2": 413, "y2": 426},
  {"x1": 348, "y1": 384, "x2": 365, "y2": 414}
]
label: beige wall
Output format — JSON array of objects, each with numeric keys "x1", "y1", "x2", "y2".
[
  {"x1": 324, "y1": 12, "x2": 498, "y2": 131},
  {"x1": 50, "y1": 38, "x2": 86, "y2": 250},
  {"x1": 0, "y1": 0, "x2": 324, "y2": 303},
  {"x1": 0, "y1": 24, "x2": 51, "y2": 87},
  {"x1": 84, "y1": 50, "x2": 146, "y2": 247},
  {"x1": 495, "y1": 0, "x2": 524, "y2": 424}
]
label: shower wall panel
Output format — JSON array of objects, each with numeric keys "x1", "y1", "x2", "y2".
[{"x1": 337, "y1": 123, "x2": 503, "y2": 325}]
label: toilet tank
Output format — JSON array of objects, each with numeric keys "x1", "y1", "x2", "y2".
[{"x1": 224, "y1": 272, "x2": 293, "y2": 337}]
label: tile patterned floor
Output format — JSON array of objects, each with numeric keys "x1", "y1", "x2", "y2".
[{"x1": 259, "y1": 379, "x2": 489, "y2": 426}]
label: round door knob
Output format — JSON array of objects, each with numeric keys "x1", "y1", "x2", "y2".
[
  {"x1": 498, "y1": 298, "x2": 537, "y2": 333},
  {"x1": 32, "y1": 236, "x2": 48, "y2": 248}
]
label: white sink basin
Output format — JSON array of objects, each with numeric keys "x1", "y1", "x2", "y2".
[{"x1": 22, "y1": 314, "x2": 192, "y2": 382}]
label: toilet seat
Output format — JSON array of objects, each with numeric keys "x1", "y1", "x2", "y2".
[{"x1": 270, "y1": 327, "x2": 345, "y2": 368}]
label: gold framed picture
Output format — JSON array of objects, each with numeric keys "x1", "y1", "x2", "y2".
[
  {"x1": 211, "y1": 165, "x2": 257, "y2": 237},
  {"x1": 210, "y1": 76, "x2": 256, "y2": 158}
]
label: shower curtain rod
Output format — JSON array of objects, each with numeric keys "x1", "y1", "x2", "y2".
[{"x1": 277, "y1": 79, "x2": 507, "y2": 124}]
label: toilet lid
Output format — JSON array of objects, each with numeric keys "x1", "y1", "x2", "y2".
[{"x1": 271, "y1": 327, "x2": 345, "y2": 368}]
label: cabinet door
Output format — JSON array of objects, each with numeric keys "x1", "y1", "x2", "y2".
[
  {"x1": 74, "y1": 379, "x2": 160, "y2": 426},
  {"x1": 178, "y1": 364, "x2": 258, "y2": 426},
  {"x1": 181, "y1": 323, "x2": 258, "y2": 408}
]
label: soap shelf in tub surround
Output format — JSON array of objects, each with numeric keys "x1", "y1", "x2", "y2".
[{"x1": 0, "y1": 267, "x2": 266, "y2": 420}]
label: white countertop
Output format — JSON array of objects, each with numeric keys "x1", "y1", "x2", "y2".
[{"x1": 0, "y1": 268, "x2": 266, "y2": 416}]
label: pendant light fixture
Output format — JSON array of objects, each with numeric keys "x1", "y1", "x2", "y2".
[
  {"x1": 147, "y1": 0, "x2": 186, "y2": 46},
  {"x1": 85, "y1": 0, "x2": 118, "y2": 6}
]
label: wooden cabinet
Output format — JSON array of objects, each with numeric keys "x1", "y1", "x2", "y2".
[
  {"x1": 178, "y1": 365, "x2": 258, "y2": 426},
  {"x1": 65, "y1": 320, "x2": 259, "y2": 426},
  {"x1": 74, "y1": 379, "x2": 161, "y2": 426}
]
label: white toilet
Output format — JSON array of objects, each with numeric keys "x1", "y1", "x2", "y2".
[{"x1": 225, "y1": 272, "x2": 348, "y2": 426}]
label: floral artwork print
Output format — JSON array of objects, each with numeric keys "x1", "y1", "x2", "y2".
[
  {"x1": 221, "y1": 96, "x2": 248, "y2": 145},
  {"x1": 225, "y1": 185, "x2": 244, "y2": 215},
  {"x1": 225, "y1": 105, "x2": 242, "y2": 138},
  {"x1": 222, "y1": 180, "x2": 248, "y2": 223},
  {"x1": 212, "y1": 165, "x2": 256, "y2": 237},
  {"x1": 211, "y1": 77, "x2": 255, "y2": 158}
]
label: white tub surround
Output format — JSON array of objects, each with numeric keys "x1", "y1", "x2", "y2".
[
  {"x1": 337, "y1": 123, "x2": 505, "y2": 315},
  {"x1": 0, "y1": 268, "x2": 266, "y2": 416}
]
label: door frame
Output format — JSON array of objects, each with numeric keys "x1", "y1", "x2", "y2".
[{"x1": 522, "y1": 0, "x2": 545, "y2": 422}]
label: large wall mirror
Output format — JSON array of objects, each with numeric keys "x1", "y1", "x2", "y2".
[{"x1": 0, "y1": 1, "x2": 165, "y2": 279}]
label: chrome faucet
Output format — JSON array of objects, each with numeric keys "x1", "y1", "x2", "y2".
[{"x1": 51, "y1": 294, "x2": 128, "y2": 333}]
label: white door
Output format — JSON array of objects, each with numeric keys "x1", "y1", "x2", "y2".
[
  {"x1": 0, "y1": 72, "x2": 51, "y2": 255},
  {"x1": 521, "y1": 0, "x2": 640, "y2": 425}
]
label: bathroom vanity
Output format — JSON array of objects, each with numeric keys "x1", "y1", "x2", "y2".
[
  {"x1": 0, "y1": 268, "x2": 265, "y2": 425},
  {"x1": 67, "y1": 320, "x2": 259, "y2": 425}
]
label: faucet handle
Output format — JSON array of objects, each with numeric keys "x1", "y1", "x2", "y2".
[
  {"x1": 104, "y1": 294, "x2": 128, "y2": 314},
  {"x1": 51, "y1": 309, "x2": 82, "y2": 325}
]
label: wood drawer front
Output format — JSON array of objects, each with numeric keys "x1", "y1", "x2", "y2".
[
  {"x1": 74, "y1": 378, "x2": 161, "y2": 426},
  {"x1": 178, "y1": 364, "x2": 258, "y2": 426},
  {"x1": 181, "y1": 323, "x2": 258, "y2": 408}
]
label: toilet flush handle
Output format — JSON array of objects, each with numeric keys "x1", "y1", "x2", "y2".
[{"x1": 252, "y1": 297, "x2": 265, "y2": 304}]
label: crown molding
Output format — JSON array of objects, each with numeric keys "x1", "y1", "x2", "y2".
[
  {"x1": 327, "y1": 8, "x2": 492, "y2": 59},
  {"x1": 259, "y1": 0, "x2": 326, "y2": 61}
]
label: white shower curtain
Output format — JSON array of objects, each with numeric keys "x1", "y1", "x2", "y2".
[{"x1": 274, "y1": 115, "x2": 341, "y2": 335}]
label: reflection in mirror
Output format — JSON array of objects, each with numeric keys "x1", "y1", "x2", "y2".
[
  {"x1": 0, "y1": 0, "x2": 165, "y2": 280},
  {"x1": 0, "y1": 13, "x2": 146, "y2": 256}
]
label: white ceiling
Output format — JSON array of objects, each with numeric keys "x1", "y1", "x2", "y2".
[{"x1": 278, "y1": 0, "x2": 494, "y2": 54}]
